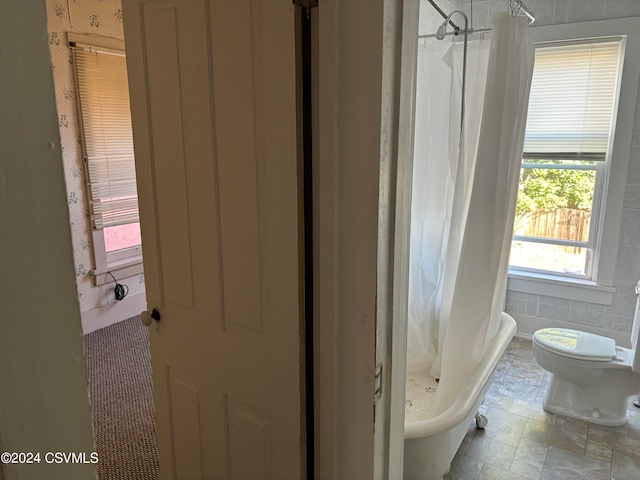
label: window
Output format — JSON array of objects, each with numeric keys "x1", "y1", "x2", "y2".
[
  {"x1": 510, "y1": 40, "x2": 622, "y2": 280},
  {"x1": 507, "y1": 18, "x2": 640, "y2": 303},
  {"x1": 70, "y1": 33, "x2": 142, "y2": 284}
]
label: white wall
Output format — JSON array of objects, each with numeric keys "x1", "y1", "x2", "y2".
[{"x1": 0, "y1": 2, "x2": 96, "y2": 479}]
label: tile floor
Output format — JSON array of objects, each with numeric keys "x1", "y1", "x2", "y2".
[{"x1": 443, "y1": 337, "x2": 640, "y2": 480}]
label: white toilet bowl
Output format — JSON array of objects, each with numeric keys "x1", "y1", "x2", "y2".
[
  {"x1": 532, "y1": 281, "x2": 640, "y2": 426},
  {"x1": 533, "y1": 327, "x2": 640, "y2": 426}
]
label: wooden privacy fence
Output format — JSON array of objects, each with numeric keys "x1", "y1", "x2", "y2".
[{"x1": 522, "y1": 208, "x2": 591, "y2": 252}]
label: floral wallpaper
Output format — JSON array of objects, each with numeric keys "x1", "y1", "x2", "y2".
[{"x1": 46, "y1": 0, "x2": 145, "y2": 313}]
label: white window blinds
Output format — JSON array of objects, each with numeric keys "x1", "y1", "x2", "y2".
[
  {"x1": 524, "y1": 40, "x2": 622, "y2": 159},
  {"x1": 73, "y1": 46, "x2": 138, "y2": 229}
]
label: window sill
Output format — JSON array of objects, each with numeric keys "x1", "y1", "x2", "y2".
[
  {"x1": 92, "y1": 254, "x2": 144, "y2": 286},
  {"x1": 507, "y1": 269, "x2": 615, "y2": 305}
]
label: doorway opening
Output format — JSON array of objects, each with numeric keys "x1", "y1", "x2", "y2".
[
  {"x1": 83, "y1": 318, "x2": 158, "y2": 479},
  {"x1": 46, "y1": 1, "x2": 158, "y2": 478}
]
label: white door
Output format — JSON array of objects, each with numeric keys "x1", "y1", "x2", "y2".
[{"x1": 122, "y1": 1, "x2": 303, "y2": 478}]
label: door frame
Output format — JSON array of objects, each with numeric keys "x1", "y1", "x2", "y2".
[
  {"x1": 0, "y1": 3, "x2": 96, "y2": 480},
  {"x1": 386, "y1": 1, "x2": 421, "y2": 477},
  {"x1": 314, "y1": 0, "x2": 415, "y2": 477},
  {"x1": 314, "y1": 1, "x2": 380, "y2": 477}
]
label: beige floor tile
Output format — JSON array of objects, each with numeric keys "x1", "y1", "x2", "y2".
[
  {"x1": 540, "y1": 446, "x2": 610, "y2": 480},
  {"x1": 628, "y1": 426, "x2": 640, "y2": 440},
  {"x1": 475, "y1": 407, "x2": 528, "y2": 446},
  {"x1": 465, "y1": 435, "x2": 517, "y2": 469},
  {"x1": 477, "y1": 463, "x2": 530, "y2": 480},
  {"x1": 448, "y1": 454, "x2": 484, "y2": 480},
  {"x1": 483, "y1": 389, "x2": 514, "y2": 412},
  {"x1": 510, "y1": 459, "x2": 542, "y2": 480},
  {"x1": 456, "y1": 422, "x2": 477, "y2": 456},
  {"x1": 510, "y1": 349, "x2": 535, "y2": 362},
  {"x1": 514, "y1": 438, "x2": 548, "y2": 469},
  {"x1": 460, "y1": 339, "x2": 625, "y2": 480},
  {"x1": 506, "y1": 359, "x2": 546, "y2": 386},
  {"x1": 498, "y1": 380, "x2": 540, "y2": 401},
  {"x1": 587, "y1": 425, "x2": 640, "y2": 455},
  {"x1": 509, "y1": 398, "x2": 557, "y2": 424},
  {"x1": 588, "y1": 422, "x2": 628, "y2": 436},
  {"x1": 611, "y1": 449, "x2": 640, "y2": 480},
  {"x1": 584, "y1": 441, "x2": 612, "y2": 462},
  {"x1": 508, "y1": 338, "x2": 524, "y2": 349},
  {"x1": 491, "y1": 359, "x2": 513, "y2": 384},
  {"x1": 523, "y1": 419, "x2": 586, "y2": 455},
  {"x1": 518, "y1": 340, "x2": 534, "y2": 352},
  {"x1": 554, "y1": 414, "x2": 589, "y2": 434}
]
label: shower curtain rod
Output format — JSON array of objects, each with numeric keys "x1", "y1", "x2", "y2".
[
  {"x1": 418, "y1": 26, "x2": 492, "y2": 40},
  {"x1": 420, "y1": 0, "x2": 535, "y2": 40}
]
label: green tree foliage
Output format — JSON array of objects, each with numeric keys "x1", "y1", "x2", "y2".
[{"x1": 516, "y1": 160, "x2": 596, "y2": 223}]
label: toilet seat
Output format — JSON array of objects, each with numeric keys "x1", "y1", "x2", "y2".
[{"x1": 533, "y1": 328, "x2": 616, "y2": 362}]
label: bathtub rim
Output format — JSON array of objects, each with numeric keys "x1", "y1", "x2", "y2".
[{"x1": 404, "y1": 312, "x2": 517, "y2": 439}]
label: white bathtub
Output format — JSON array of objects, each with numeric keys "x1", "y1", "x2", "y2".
[{"x1": 403, "y1": 312, "x2": 517, "y2": 480}]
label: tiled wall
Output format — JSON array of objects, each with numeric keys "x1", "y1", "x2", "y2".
[
  {"x1": 422, "y1": 0, "x2": 640, "y2": 336},
  {"x1": 46, "y1": 0, "x2": 145, "y2": 313},
  {"x1": 454, "y1": 0, "x2": 640, "y2": 29},
  {"x1": 420, "y1": 0, "x2": 459, "y2": 35},
  {"x1": 505, "y1": 291, "x2": 635, "y2": 334}
]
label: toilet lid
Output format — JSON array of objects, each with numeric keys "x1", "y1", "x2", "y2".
[{"x1": 533, "y1": 328, "x2": 616, "y2": 361}]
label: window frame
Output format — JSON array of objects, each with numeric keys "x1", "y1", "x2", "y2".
[
  {"x1": 506, "y1": 17, "x2": 640, "y2": 304},
  {"x1": 69, "y1": 33, "x2": 143, "y2": 286},
  {"x1": 91, "y1": 228, "x2": 143, "y2": 285},
  {"x1": 511, "y1": 158, "x2": 605, "y2": 280}
]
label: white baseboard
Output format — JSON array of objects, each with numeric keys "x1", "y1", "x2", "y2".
[
  {"x1": 81, "y1": 292, "x2": 147, "y2": 335},
  {"x1": 513, "y1": 313, "x2": 632, "y2": 348}
]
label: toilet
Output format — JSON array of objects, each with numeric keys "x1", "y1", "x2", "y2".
[{"x1": 532, "y1": 282, "x2": 640, "y2": 426}]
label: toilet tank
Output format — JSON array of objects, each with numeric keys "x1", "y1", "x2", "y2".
[{"x1": 632, "y1": 280, "x2": 640, "y2": 372}]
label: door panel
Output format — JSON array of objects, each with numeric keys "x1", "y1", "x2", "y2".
[
  {"x1": 225, "y1": 395, "x2": 271, "y2": 480},
  {"x1": 212, "y1": 0, "x2": 266, "y2": 335},
  {"x1": 123, "y1": 0, "x2": 303, "y2": 478},
  {"x1": 168, "y1": 368, "x2": 204, "y2": 479},
  {"x1": 142, "y1": 3, "x2": 198, "y2": 311}
]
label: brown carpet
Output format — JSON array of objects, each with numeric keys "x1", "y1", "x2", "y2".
[{"x1": 84, "y1": 316, "x2": 159, "y2": 480}]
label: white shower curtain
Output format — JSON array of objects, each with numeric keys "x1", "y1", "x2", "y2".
[
  {"x1": 407, "y1": 12, "x2": 534, "y2": 414},
  {"x1": 407, "y1": 35, "x2": 491, "y2": 375}
]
